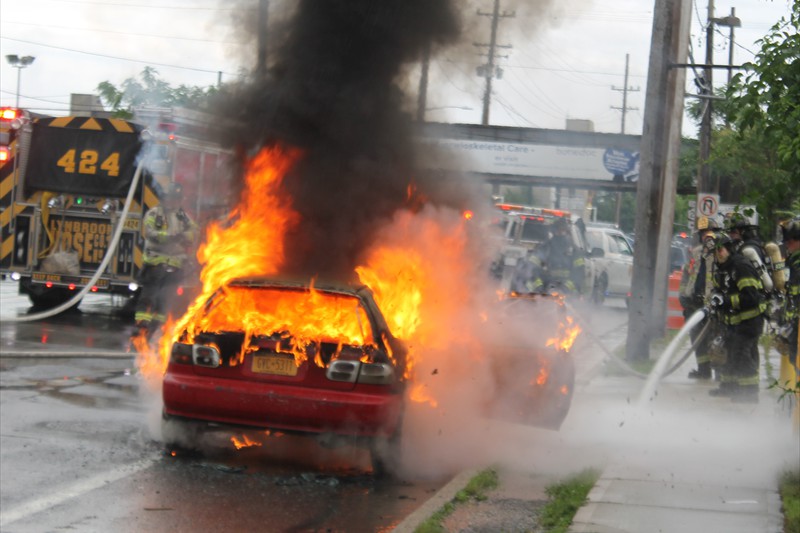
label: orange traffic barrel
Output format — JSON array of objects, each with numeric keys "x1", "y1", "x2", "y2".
[{"x1": 666, "y1": 270, "x2": 684, "y2": 330}]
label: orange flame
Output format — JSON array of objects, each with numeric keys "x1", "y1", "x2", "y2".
[
  {"x1": 545, "y1": 316, "x2": 582, "y2": 353},
  {"x1": 231, "y1": 434, "x2": 263, "y2": 450},
  {"x1": 152, "y1": 146, "x2": 303, "y2": 368},
  {"x1": 409, "y1": 383, "x2": 438, "y2": 408}
]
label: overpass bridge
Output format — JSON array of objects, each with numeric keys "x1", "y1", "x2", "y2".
[{"x1": 417, "y1": 122, "x2": 642, "y2": 193}]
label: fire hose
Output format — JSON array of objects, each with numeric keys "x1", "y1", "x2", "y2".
[
  {"x1": 564, "y1": 300, "x2": 712, "y2": 380},
  {"x1": 3, "y1": 160, "x2": 145, "y2": 323}
]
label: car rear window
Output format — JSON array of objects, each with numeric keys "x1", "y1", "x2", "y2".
[
  {"x1": 520, "y1": 219, "x2": 552, "y2": 242},
  {"x1": 200, "y1": 286, "x2": 375, "y2": 346}
]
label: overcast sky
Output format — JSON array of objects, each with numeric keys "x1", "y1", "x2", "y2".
[{"x1": 0, "y1": 0, "x2": 792, "y2": 139}]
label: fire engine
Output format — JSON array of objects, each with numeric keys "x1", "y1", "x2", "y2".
[{"x1": 0, "y1": 106, "x2": 235, "y2": 310}]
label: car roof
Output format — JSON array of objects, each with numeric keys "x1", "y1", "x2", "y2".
[{"x1": 226, "y1": 277, "x2": 370, "y2": 298}]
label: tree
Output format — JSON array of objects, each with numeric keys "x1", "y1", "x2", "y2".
[
  {"x1": 97, "y1": 67, "x2": 219, "y2": 119},
  {"x1": 726, "y1": 1, "x2": 800, "y2": 216}
]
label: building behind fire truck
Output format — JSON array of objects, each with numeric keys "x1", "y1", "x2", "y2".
[{"x1": 0, "y1": 106, "x2": 235, "y2": 310}]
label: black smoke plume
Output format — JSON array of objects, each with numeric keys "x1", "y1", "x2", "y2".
[{"x1": 218, "y1": 0, "x2": 468, "y2": 279}]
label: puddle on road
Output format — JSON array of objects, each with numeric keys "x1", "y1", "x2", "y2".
[{"x1": 0, "y1": 370, "x2": 139, "y2": 409}]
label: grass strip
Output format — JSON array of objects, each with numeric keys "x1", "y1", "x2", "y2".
[
  {"x1": 780, "y1": 469, "x2": 800, "y2": 533},
  {"x1": 538, "y1": 468, "x2": 601, "y2": 533},
  {"x1": 414, "y1": 467, "x2": 499, "y2": 533}
]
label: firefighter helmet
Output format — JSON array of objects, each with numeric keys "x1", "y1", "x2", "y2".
[
  {"x1": 723, "y1": 212, "x2": 751, "y2": 231},
  {"x1": 697, "y1": 216, "x2": 720, "y2": 232},
  {"x1": 713, "y1": 231, "x2": 735, "y2": 250},
  {"x1": 780, "y1": 215, "x2": 800, "y2": 241}
]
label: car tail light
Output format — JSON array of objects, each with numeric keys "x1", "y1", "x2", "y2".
[
  {"x1": 170, "y1": 343, "x2": 193, "y2": 365},
  {"x1": 193, "y1": 344, "x2": 221, "y2": 368},
  {"x1": 327, "y1": 360, "x2": 359, "y2": 382},
  {"x1": 356, "y1": 362, "x2": 395, "y2": 385}
]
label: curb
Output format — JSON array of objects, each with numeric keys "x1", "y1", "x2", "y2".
[{"x1": 392, "y1": 468, "x2": 483, "y2": 533}]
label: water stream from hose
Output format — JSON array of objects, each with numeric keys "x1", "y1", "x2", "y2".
[{"x1": 636, "y1": 308, "x2": 709, "y2": 408}]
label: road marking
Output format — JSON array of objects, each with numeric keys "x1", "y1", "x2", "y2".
[{"x1": 0, "y1": 457, "x2": 156, "y2": 527}]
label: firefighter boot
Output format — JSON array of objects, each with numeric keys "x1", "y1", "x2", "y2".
[
  {"x1": 709, "y1": 382, "x2": 737, "y2": 397},
  {"x1": 688, "y1": 363, "x2": 712, "y2": 380}
]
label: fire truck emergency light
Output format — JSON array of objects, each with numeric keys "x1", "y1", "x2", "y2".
[
  {"x1": 0, "y1": 146, "x2": 10, "y2": 162},
  {"x1": 1, "y1": 107, "x2": 19, "y2": 121}
]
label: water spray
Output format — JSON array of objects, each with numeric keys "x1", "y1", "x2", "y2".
[{"x1": 636, "y1": 308, "x2": 709, "y2": 408}]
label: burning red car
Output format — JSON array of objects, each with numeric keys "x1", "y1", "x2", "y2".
[{"x1": 161, "y1": 277, "x2": 407, "y2": 473}]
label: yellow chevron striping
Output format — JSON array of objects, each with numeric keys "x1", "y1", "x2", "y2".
[
  {"x1": 80, "y1": 118, "x2": 103, "y2": 131},
  {"x1": 1, "y1": 235, "x2": 13, "y2": 261},
  {"x1": 49, "y1": 117, "x2": 74, "y2": 128},
  {"x1": 134, "y1": 246, "x2": 143, "y2": 269},
  {"x1": 143, "y1": 186, "x2": 158, "y2": 208},
  {"x1": 0, "y1": 203, "x2": 25, "y2": 228},
  {"x1": 1, "y1": 170, "x2": 16, "y2": 199},
  {"x1": 109, "y1": 119, "x2": 135, "y2": 133}
]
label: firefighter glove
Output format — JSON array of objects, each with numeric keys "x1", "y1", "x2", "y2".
[{"x1": 709, "y1": 291, "x2": 724, "y2": 309}]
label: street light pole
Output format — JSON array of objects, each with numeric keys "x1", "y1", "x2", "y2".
[{"x1": 5, "y1": 55, "x2": 36, "y2": 108}]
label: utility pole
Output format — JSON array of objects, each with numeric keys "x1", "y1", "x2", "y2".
[
  {"x1": 610, "y1": 54, "x2": 639, "y2": 225},
  {"x1": 475, "y1": 0, "x2": 514, "y2": 125},
  {"x1": 611, "y1": 54, "x2": 640, "y2": 134},
  {"x1": 726, "y1": 7, "x2": 737, "y2": 85},
  {"x1": 698, "y1": 0, "x2": 715, "y2": 194},
  {"x1": 626, "y1": 0, "x2": 692, "y2": 361}
]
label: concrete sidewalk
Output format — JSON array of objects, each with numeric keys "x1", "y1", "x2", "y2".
[
  {"x1": 570, "y1": 463, "x2": 784, "y2": 533},
  {"x1": 393, "y1": 327, "x2": 798, "y2": 533}
]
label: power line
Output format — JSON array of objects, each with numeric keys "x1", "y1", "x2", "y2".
[
  {"x1": 3, "y1": 19, "x2": 242, "y2": 46},
  {"x1": 0, "y1": 36, "x2": 237, "y2": 76},
  {"x1": 22, "y1": 0, "x2": 249, "y2": 11}
]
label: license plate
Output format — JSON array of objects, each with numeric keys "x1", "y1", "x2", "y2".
[{"x1": 252, "y1": 355, "x2": 298, "y2": 376}]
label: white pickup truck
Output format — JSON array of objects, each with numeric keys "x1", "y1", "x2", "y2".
[{"x1": 584, "y1": 225, "x2": 634, "y2": 306}]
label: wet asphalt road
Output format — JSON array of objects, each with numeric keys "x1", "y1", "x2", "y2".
[{"x1": 0, "y1": 280, "x2": 443, "y2": 532}]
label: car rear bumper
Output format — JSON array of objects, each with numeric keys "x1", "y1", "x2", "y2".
[{"x1": 163, "y1": 371, "x2": 403, "y2": 438}]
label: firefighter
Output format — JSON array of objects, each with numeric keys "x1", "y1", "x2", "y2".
[
  {"x1": 777, "y1": 216, "x2": 800, "y2": 370},
  {"x1": 134, "y1": 183, "x2": 198, "y2": 337},
  {"x1": 678, "y1": 216, "x2": 720, "y2": 379},
  {"x1": 724, "y1": 212, "x2": 774, "y2": 294},
  {"x1": 510, "y1": 249, "x2": 545, "y2": 294},
  {"x1": 541, "y1": 217, "x2": 582, "y2": 294},
  {"x1": 708, "y1": 232, "x2": 767, "y2": 402}
]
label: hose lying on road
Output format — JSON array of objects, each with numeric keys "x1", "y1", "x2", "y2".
[{"x1": 3, "y1": 161, "x2": 144, "y2": 323}]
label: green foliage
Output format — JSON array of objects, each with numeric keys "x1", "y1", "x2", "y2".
[
  {"x1": 539, "y1": 468, "x2": 600, "y2": 533},
  {"x1": 780, "y1": 469, "x2": 800, "y2": 532},
  {"x1": 725, "y1": 1, "x2": 800, "y2": 208},
  {"x1": 96, "y1": 67, "x2": 219, "y2": 118},
  {"x1": 414, "y1": 468, "x2": 498, "y2": 533}
]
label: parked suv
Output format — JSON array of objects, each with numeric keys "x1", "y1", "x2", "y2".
[
  {"x1": 585, "y1": 225, "x2": 633, "y2": 305},
  {"x1": 492, "y1": 206, "x2": 605, "y2": 298}
]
